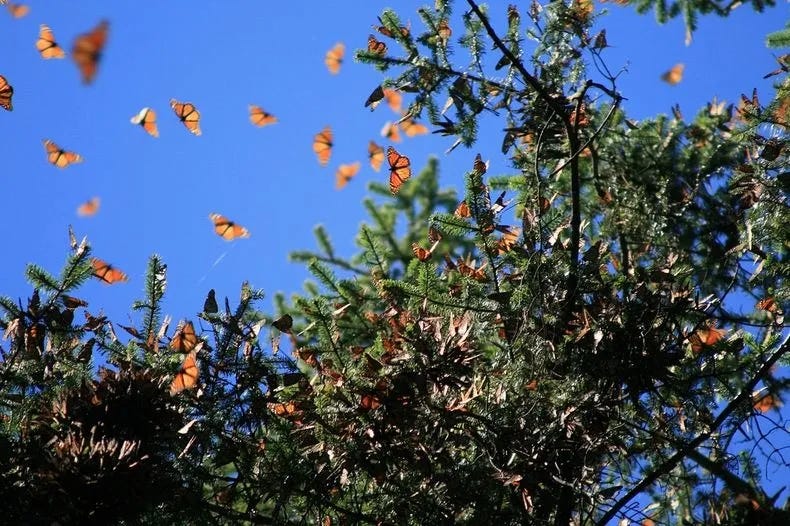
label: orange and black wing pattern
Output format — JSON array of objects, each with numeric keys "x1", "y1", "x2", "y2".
[
  {"x1": 0, "y1": 75, "x2": 13, "y2": 111},
  {"x1": 367, "y1": 34, "x2": 387, "y2": 56},
  {"x1": 91, "y1": 257, "x2": 129, "y2": 285},
  {"x1": 368, "y1": 141, "x2": 384, "y2": 172},
  {"x1": 130, "y1": 107, "x2": 159, "y2": 137},
  {"x1": 170, "y1": 99, "x2": 201, "y2": 135},
  {"x1": 43, "y1": 139, "x2": 83, "y2": 168},
  {"x1": 661, "y1": 63, "x2": 684, "y2": 85},
  {"x1": 380, "y1": 121, "x2": 401, "y2": 143},
  {"x1": 77, "y1": 197, "x2": 100, "y2": 217},
  {"x1": 36, "y1": 24, "x2": 65, "y2": 59},
  {"x1": 72, "y1": 20, "x2": 109, "y2": 84},
  {"x1": 386, "y1": 146, "x2": 411, "y2": 194},
  {"x1": 335, "y1": 162, "x2": 361, "y2": 190},
  {"x1": 399, "y1": 115, "x2": 428, "y2": 137},
  {"x1": 313, "y1": 126, "x2": 333, "y2": 166},
  {"x1": 171, "y1": 320, "x2": 199, "y2": 353},
  {"x1": 249, "y1": 104, "x2": 277, "y2": 127},
  {"x1": 170, "y1": 352, "x2": 199, "y2": 395},
  {"x1": 209, "y1": 213, "x2": 250, "y2": 241},
  {"x1": 324, "y1": 42, "x2": 345, "y2": 74}
]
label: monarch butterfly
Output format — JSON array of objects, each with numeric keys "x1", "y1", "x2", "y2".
[
  {"x1": 386, "y1": 146, "x2": 411, "y2": 194},
  {"x1": 36, "y1": 24, "x2": 65, "y2": 59},
  {"x1": 312, "y1": 126, "x2": 333, "y2": 166},
  {"x1": 170, "y1": 99, "x2": 201, "y2": 135},
  {"x1": 755, "y1": 297, "x2": 778, "y2": 313},
  {"x1": 364, "y1": 85, "x2": 385, "y2": 110},
  {"x1": 688, "y1": 324, "x2": 726, "y2": 353},
  {"x1": 661, "y1": 63, "x2": 684, "y2": 85},
  {"x1": 399, "y1": 115, "x2": 428, "y2": 137},
  {"x1": 753, "y1": 392, "x2": 781, "y2": 413},
  {"x1": 335, "y1": 162, "x2": 361, "y2": 190},
  {"x1": 91, "y1": 257, "x2": 129, "y2": 284},
  {"x1": 437, "y1": 19, "x2": 452, "y2": 44},
  {"x1": 380, "y1": 121, "x2": 401, "y2": 142},
  {"x1": 473, "y1": 153, "x2": 487, "y2": 175},
  {"x1": 171, "y1": 320, "x2": 199, "y2": 353},
  {"x1": 454, "y1": 200, "x2": 470, "y2": 218},
  {"x1": 374, "y1": 17, "x2": 410, "y2": 39},
  {"x1": 249, "y1": 104, "x2": 277, "y2": 127},
  {"x1": 130, "y1": 107, "x2": 159, "y2": 137},
  {"x1": 368, "y1": 141, "x2": 384, "y2": 172},
  {"x1": 72, "y1": 20, "x2": 109, "y2": 84},
  {"x1": 496, "y1": 225, "x2": 521, "y2": 254},
  {"x1": 43, "y1": 139, "x2": 83, "y2": 168},
  {"x1": 0, "y1": 75, "x2": 13, "y2": 111},
  {"x1": 76, "y1": 197, "x2": 100, "y2": 217},
  {"x1": 367, "y1": 34, "x2": 387, "y2": 56},
  {"x1": 170, "y1": 352, "x2": 199, "y2": 395},
  {"x1": 411, "y1": 242, "x2": 432, "y2": 262},
  {"x1": 267, "y1": 400, "x2": 301, "y2": 417},
  {"x1": 6, "y1": 3, "x2": 28, "y2": 18},
  {"x1": 324, "y1": 42, "x2": 345, "y2": 75},
  {"x1": 209, "y1": 213, "x2": 250, "y2": 241},
  {"x1": 383, "y1": 88, "x2": 402, "y2": 113}
]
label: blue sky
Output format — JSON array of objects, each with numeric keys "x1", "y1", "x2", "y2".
[{"x1": 0, "y1": 1, "x2": 783, "y2": 324}]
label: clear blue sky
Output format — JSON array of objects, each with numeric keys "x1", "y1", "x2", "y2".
[{"x1": 0, "y1": 2, "x2": 783, "y2": 322}]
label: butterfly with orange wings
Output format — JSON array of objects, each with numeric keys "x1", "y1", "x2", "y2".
[
  {"x1": 324, "y1": 42, "x2": 345, "y2": 74},
  {"x1": 6, "y1": 3, "x2": 28, "y2": 18},
  {"x1": 399, "y1": 115, "x2": 428, "y2": 137},
  {"x1": 130, "y1": 107, "x2": 159, "y2": 137},
  {"x1": 374, "y1": 16, "x2": 410, "y2": 39},
  {"x1": 386, "y1": 146, "x2": 411, "y2": 194},
  {"x1": 171, "y1": 320, "x2": 199, "y2": 353},
  {"x1": 77, "y1": 197, "x2": 100, "y2": 217},
  {"x1": 249, "y1": 105, "x2": 277, "y2": 127},
  {"x1": 368, "y1": 141, "x2": 384, "y2": 172},
  {"x1": 43, "y1": 139, "x2": 83, "y2": 168},
  {"x1": 661, "y1": 63, "x2": 684, "y2": 85},
  {"x1": 0, "y1": 75, "x2": 13, "y2": 111},
  {"x1": 313, "y1": 126, "x2": 333, "y2": 166},
  {"x1": 170, "y1": 99, "x2": 201, "y2": 135},
  {"x1": 367, "y1": 35, "x2": 387, "y2": 56},
  {"x1": 209, "y1": 213, "x2": 250, "y2": 241},
  {"x1": 688, "y1": 323, "x2": 726, "y2": 353},
  {"x1": 36, "y1": 24, "x2": 65, "y2": 59},
  {"x1": 91, "y1": 257, "x2": 128, "y2": 284},
  {"x1": 380, "y1": 121, "x2": 401, "y2": 143},
  {"x1": 170, "y1": 352, "x2": 199, "y2": 395},
  {"x1": 335, "y1": 162, "x2": 361, "y2": 190},
  {"x1": 72, "y1": 20, "x2": 109, "y2": 84}
]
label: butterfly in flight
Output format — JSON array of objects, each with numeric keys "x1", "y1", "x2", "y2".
[
  {"x1": 324, "y1": 42, "x2": 345, "y2": 74},
  {"x1": 380, "y1": 121, "x2": 401, "y2": 143},
  {"x1": 313, "y1": 126, "x2": 333, "y2": 166},
  {"x1": 72, "y1": 20, "x2": 109, "y2": 84},
  {"x1": 130, "y1": 107, "x2": 159, "y2": 137},
  {"x1": 170, "y1": 352, "x2": 199, "y2": 395},
  {"x1": 77, "y1": 197, "x2": 100, "y2": 217},
  {"x1": 249, "y1": 105, "x2": 277, "y2": 127},
  {"x1": 335, "y1": 162, "x2": 361, "y2": 190},
  {"x1": 171, "y1": 320, "x2": 199, "y2": 353},
  {"x1": 36, "y1": 24, "x2": 65, "y2": 59},
  {"x1": 43, "y1": 139, "x2": 83, "y2": 168},
  {"x1": 0, "y1": 75, "x2": 13, "y2": 111},
  {"x1": 386, "y1": 146, "x2": 411, "y2": 194},
  {"x1": 661, "y1": 63, "x2": 684, "y2": 85},
  {"x1": 170, "y1": 99, "x2": 201, "y2": 135},
  {"x1": 384, "y1": 89, "x2": 402, "y2": 113},
  {"x1": 6, "y1": 3, "x2": 28, "y2": 18},
  {"x1": 398, "y1": 115, "x2": 428, "y2": 137},
  {"x1": 364, "y1": 85, "x2": 385, "y2": 110},
  {"x1": 368, "y1": 141, "x2": 384, "y2": 172},
  {"x1": 209, "y1": 213, "x2": 250, "y2": 241},
  {"x1": 91, "y1": 257, "x2": 128, "y2": 284}
]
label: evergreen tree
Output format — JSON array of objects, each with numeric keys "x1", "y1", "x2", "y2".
[{"x1": 1, "y1": 1, "x2": 788, "y2": 524}]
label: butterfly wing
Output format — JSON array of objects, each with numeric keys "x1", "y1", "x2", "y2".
[
  {"x1": 0, "y1": 75, "x2": 13, "y2": 111},
  {"x1": 77, "y1": 197, "x2": 100, "y2": 217},
  {"x1": 312, "y1": 126, "x2": 333, "y2": 166},
  {"x1": 661, "y1": 63, "x2": 684, "y2": 85},
  {"x1": 249, "y1": 104, "x2": 277, "y2": 127},
  {"x1": 36, "y1": 24, "x2": 65, "y2": 59},
  {"x1": 383, "y1": 89, "x2": 402, "y2": 113},
  {"x1": 335, "y1": 162, "x2": 361, "y2": 190},
  {"x1": 380, "y1": 121, "x2": 402, "y2": 143},
  {"x1": 324, "y1": 42, "x2": 345, "y2": 74},
  {"x1": 170, "y1": 99, "x2": 201, "y2": 135},
  {"x1": 171, "y1": 321, "x2": 198, "y2": 353},
  {"x1": 170, "y1": 352, "x2": 199, "y2": 395},
  {"x1": 209, "y1": 213, "x2": 250, "y2": 241},
  {"x1": 367, "y1": 34, "x2": 387, "y2": 55},
  {"x1": 387, "y1": 146, "x2": 411, "y2": 194},
  {"x1": 399, "y1": 117, "x2": 428, "y2": 137},
  {"x1": 130, "y1": 107, "x2": 159, "y2": 137},
  {"x1": 43, "y1": 139, "x2": 83, "y2": 168},
  {"x1": 72, "y1": 20, "x2": 109, "y2": 84},
  {"x1": 7, "y1": 3, "x2": 29, "y2": 18},
  {"x1": 368, "y1": 141, "x2": 384, "y2": 172},
  {"x1": 91, "y1": 257, "x2": 128, "y2": 284}
]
